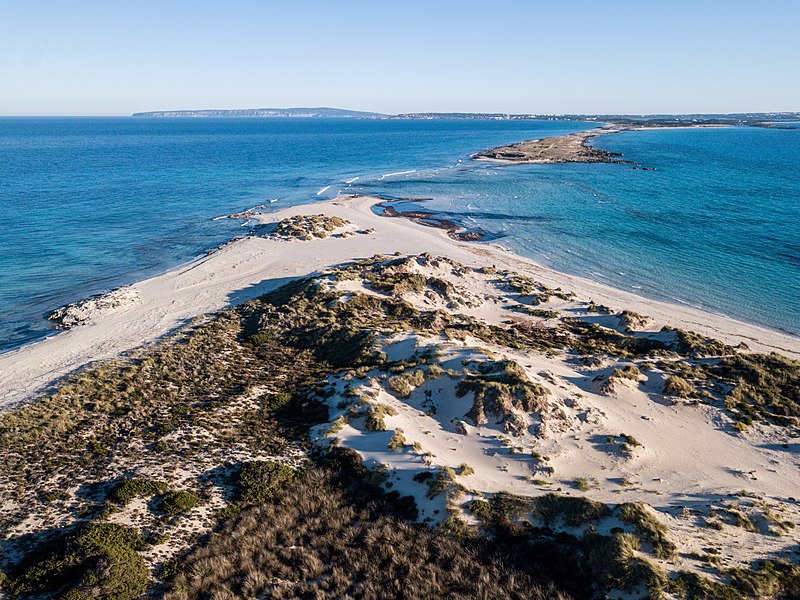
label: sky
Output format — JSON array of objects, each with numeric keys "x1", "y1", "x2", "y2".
[{"x1": 1, "y1": 1, "x2": 798, "y2": 116}]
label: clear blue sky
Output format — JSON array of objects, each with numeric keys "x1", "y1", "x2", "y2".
[{"x1": 2, "y1": 1, "x2": 798, "y2": 115}]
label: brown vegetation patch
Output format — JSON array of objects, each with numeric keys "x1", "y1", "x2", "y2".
[{"x1": 271, "y1": 214, "x2": 350, "y2": 240}]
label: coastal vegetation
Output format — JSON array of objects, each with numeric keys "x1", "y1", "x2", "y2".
[
  {"x1": 270, "y1": 213, "x2": 352, "y2": 240},
  {"x1": 1, "y1": 253, "x2": 799, "y2": 599}
]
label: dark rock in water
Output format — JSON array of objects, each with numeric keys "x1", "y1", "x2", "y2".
[{"x1": 372, "y1": 198, "x2": 497, "y2": 243}]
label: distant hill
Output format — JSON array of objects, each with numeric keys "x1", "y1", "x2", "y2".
[{"x1": 132, "y1": 107, "x2": 387, "y2": 118}]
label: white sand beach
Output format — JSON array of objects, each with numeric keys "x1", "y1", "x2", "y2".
[{"x1": 1, "y1": 194, "x2": 798, "y2": 409}]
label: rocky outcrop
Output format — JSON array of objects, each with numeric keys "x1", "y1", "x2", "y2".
[
  {"x1": 473, "y1": 129, "x2": 639, "y2": 166},
  {"x1": 48, "y1": 287, "x2": 140, "y2": 328}
]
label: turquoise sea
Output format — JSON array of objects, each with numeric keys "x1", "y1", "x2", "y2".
[{"x1": 0, "y1": 118, "x2": 798, "y2": 352}]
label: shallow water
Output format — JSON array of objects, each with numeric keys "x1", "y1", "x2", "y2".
[
  {"x1": 0, "y1": 117, "x2": 588, "y2": 350},
  {"x1": 0, "y1": 118, "x2": 798, "y2": 351}
]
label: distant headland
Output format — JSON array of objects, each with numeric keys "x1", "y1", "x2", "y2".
[{"x1": 131, "y1": 106, "x2": 388, "y2": 118}]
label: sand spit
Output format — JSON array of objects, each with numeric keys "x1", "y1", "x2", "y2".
[{"x1": 1, "y1": 195, "x2": 798, "y2": 409}]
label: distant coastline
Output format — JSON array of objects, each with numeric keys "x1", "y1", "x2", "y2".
[
  {"x1": 131, "y1": 106, "x2": 800, "y2": 128},
  {"x1": 3, "y1": 117, "x2": 798, "y2": 363}
]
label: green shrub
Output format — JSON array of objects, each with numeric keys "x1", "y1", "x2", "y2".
[
  {"x1": 426, "y1": 467, "x2": 462, "y2": 500},
  {"x1": 365, "y1": 271, "x2": 426, "y2": 296},
  {"x1": 365, "y1": 404, "x2": 398, "y2": 431},
  {"x1": 516, "y1": 306, "x2": 560, "y2": 319},
  {"x1": 619, "y1": 433, "x2": 643, "y2": 456},
  {"x1": 488, "y1": 492, "x2": 535, "y2": 525},
  {"x1": 387, "y1": 429, "x2": 406, "y2": 450},
  {"x1": 470, "y1": 499, "x2": 492, "y2": 521},
  {"x1": 534, "y1": 493, "x2": 609, "y2": 527},
  {"x1": 583, "y1": 530, "x2": 667, "y2": 595},
  {"x1": 161, "y1": 490, "x2": 199, "y2": 516},
  {"x1": 262, "y1": 392, "x2": 293, "y2": 411},
  {"x1": 6, "y1": 523, "x2": 147, "y2": 599},
  {"x1": 110, "y1": 478, "x2": 168, "y2": 505},
  {"x1": 614, "y1": 365, "x2": 642, "y2": 381},
  {"x1": 439, "y1": 512, "x2": 470, "y2": 539},
  {"x1": 670, "y1": 328, "x2": 732, "y2": 357},
  {"x1": 388, "y1": 369, "x2": 425, "y2": 398},
  {"x1": 328, "y1": 415, "x2": 346, "y2": 435},
  {"x1": 712, "y1": 352, "x2": 800, "y2": 426},
  {"x1": 248, "y1": 330, "x2": 273, "y2": 346},
  {"x1": 574, "y1": 478, "x2": 591, "y2": 492}
]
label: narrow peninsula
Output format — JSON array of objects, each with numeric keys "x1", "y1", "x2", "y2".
[{"x1": 473, "y1": 128, "x2": 634, "y2": 165}]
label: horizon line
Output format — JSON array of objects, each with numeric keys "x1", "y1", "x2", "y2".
[{"x1": 2, "y1": 109, "x2": 799, "y2": 119}]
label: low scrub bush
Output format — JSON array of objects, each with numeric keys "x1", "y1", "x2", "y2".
[
  {"x1": 663, "y1": 375, "x2": 694, "y2": 398},
  {"x1": 364, "y1": 404, "x2": 398, "y2": 431},
  {"x1": 426, "y1": 466, "x2": 462, "y2": 500},
  {"x1": 712, "y1": 352, "x2": 800, "y2": 426},
  {"x1": 161, "y1": 491, "x2": 199, "y2": 516},
  {"x1": 167, "y1": 464, "x2": 567, "y2": 600},
  {"x1": 388, "y1": 369, "x2": 425, "y2": 398},
  {"x1": 5, "y1": 523, "x2": 147, "y2": 599},
  {"x1": 387, "y1": 429, "x2": 406, "y2": 450},
  {"x1": 110, "y1": 478, "x2": 168, "y2": 505},
  {"x1": 614, "y1": 365, "x2": 642, "y2": 381},
  {"x1": 535, "y1": 493, "x2": 609, "y2": 527}
]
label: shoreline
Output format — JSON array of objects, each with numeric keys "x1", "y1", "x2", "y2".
[
  {"x1": 1, "y1": 193, "x2": 799, "y2": 409},
  {"x1": 2, "y1": 122, "x2": 779, "y2": 360}
]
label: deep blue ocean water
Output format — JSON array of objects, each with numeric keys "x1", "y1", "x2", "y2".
[{"x1": 0, "y1": 118, "x2": 798, "y2": 352}]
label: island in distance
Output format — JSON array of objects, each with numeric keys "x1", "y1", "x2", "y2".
[{"x1": 132, "y1": 106, "x2": 388, "y2": 118}]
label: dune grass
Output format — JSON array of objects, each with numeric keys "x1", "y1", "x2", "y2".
[{"x1": 2, "y1": 255, "x2": 798, "y2": 599}]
